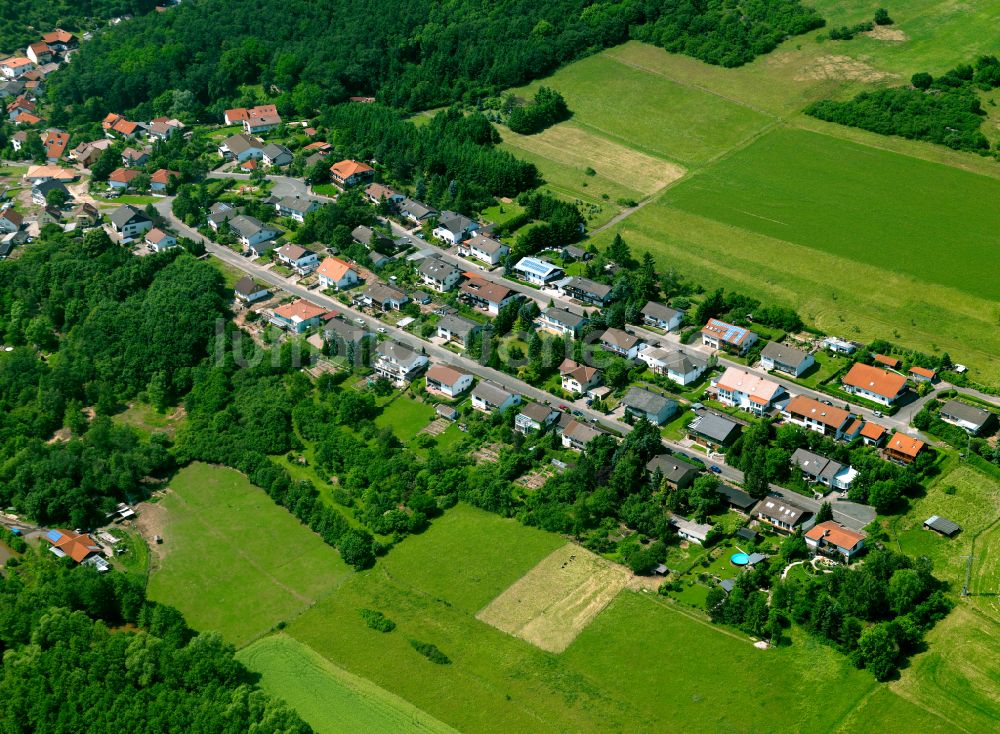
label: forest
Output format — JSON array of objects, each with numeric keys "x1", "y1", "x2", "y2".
[
  {"x1": 48, "y1": 0, "x2": 826, "y2": 123},
  {"x1": 0, "y1": 0, "x2": 157, "y2": 54},
  {"x1": 806, "y1": 55, "x2": 1000, "y2": 154},
  {"x1": 0, "y1": 551, "x2": 311, "y2": 733}
]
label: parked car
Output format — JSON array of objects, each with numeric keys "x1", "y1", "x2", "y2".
[
  {"x1": 377, "y1": 327, "x2": 388, "y2": 334},
  {"x1": 873, "y1": 410, "x2": 883, "y2": 417},
  {"x1": 709, "y1": 465, "x2": 722, "y2": 474}
]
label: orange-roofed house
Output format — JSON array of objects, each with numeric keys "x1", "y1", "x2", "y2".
[
  {"x1": 873, "y1": 354, "x2": 900, "y2": 369},
  {"x1": 0, "y1": 209, "x2": 24, "y2": 233},
  {"x1": 145, "y1": 227, "x2": 179, "y2": 252},
  {"x1": 908, "y1": 365, "x2": 938, "y2": 384},
  {"x1": 103, "y1": 114, "x2": 141, "y2": 139},
  {"x1": 223, "y1": 105, "x2": 278, "y2": 125},
  {"x1": 330, "y1": 159, "x2": 374, "y2": 188},
  {"x1": 316, "y1": 257, "x2": 360, "y2": 290},
  {"x1": 150, "y1": 168, "x2": 180, "y2": 193},
  {"x1": 781, "y1": 395, "x2": 852, "y2": 438},
  {"x1": 842, "y1": 362, "x2": 908, "y2": 406},
  {"x1": 45, "y1": 529, "x2": 109, "y2": 571},
  {"x1": 108, "y1": 168, "x2": 141, "y2": 190},
  {"x1": 14, "y1": 111, "x2": 42, "y2": 126},
  {"x1": 0, "y1": 57, "x2": 34, "y2": 79},
  {"x1": 42, "y1": 29, "x2": 77, "y2": 49},
  {"x1": 26, "y1": 42, "x2": 53, "y2": 65},
  {"x1": 859, "y1": 421, "x2": 888, "y2": 446},
  {"x1": 41, "y1": 130, "x2": 70, "y2": 162},
  {"x1": 805, "y1": 521, "x2": 866, "y2": 561},
  {"x1": 269, "y1": 299, "x2": 327, "y2": 333},
  {"x1": 884, "y1": 432, "x2": 926, "y2": 465},
  {"x1": 7, "y1": 96, "x2": 35, "y2": 119}
]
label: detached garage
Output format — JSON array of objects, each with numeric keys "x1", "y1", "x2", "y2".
[{"x1": 923, "y1": 515, "x2": 961, "y2": 537}]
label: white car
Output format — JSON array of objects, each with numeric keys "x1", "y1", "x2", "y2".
[
  {"x1": 355, "y1": 317, "x2": 366, "y2": 325},
  {"x1": 377, "y1": 327, "x2": 388, "y2": 334}
]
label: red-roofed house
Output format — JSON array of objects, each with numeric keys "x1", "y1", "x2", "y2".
[
  {"x1": 145, "y1": 228, "x2": 178, "y2": 252},
  {"x1": 45, "y1": 529, "x2": 109, "y2": 571},
  {"x1": 108, "y1": 168, "x2": 141, "y2": 190},
  {"x1": 805, "y1": 521, "x2": 866, "y2": 561},
  {"x1": 26, "y1": 42, "x2": 53, "y2": 65},
  {"x1": 150, "y1": 168, "x2": 180, "y2": 193},
  {"x1": 0, "y1": 209, "x2": 24, "y2": 233},
  {"x1": 908, "y1": 365, "x2": 937, "y2": 384},
  {"x1": 0, "y1": 57, "x2": 34, "y2": 79},
  {"x1": 842, "y1": 363, "x2": 908, "y2": 406},
  {"x1": 884, "y1": 432, "x2": 926, "y2": 464},
  {"x1": 7, "y1": 96, "x2": 35, "y2": 119},
  {"x1": 316, "y1": 257, "x2": 360, "y2": 290},
  {"x1": 330, "y1": 159, "x2": 374, "y2": 188},
  {"x1": 269, "y1": 299, "x2": 327, "y2": 333},
  {"x1": 42, "y1": 29, "x2": 77, "y2": 49},
  {"x1": 14, "y1": 111, "x2": 42, "y2": 126},
  {"x1": 859, "y1": 421, "x2": 887, "y2": 446},
  {"x1": 41, "y1": 129, "x2": 70, "y2": 162}
]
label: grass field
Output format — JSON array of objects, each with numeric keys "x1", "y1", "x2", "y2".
[
  {"x1": 238, "y1": 634, "x2": 458, "y2": 734},
  {"x1": 145, "y1": 462, "x2": 351, "y2": 646},
  {"x1": 374, "y1": 394, "x2": 436, "y2": 444}
]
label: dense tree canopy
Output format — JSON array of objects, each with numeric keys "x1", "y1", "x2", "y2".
[{"x1": 0, "y1": 0, "x2": 157, "y2": 54}]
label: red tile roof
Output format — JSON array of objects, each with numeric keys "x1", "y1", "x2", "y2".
[
  {"x1": 151, "y1": 168, "x2": 180, "y2": 184},
  {"x1": 843, "y1": 363, "x2": 907, "y2": 400},
  {"x1": 805, "y1": 521, "x2": 865, "y2": 551},
  {"x1": 330, "y1": 159, "x2": 373, "y2": 180},
  {"x1": 886, "y1": 432, "x2": 925, "y2": 459}
]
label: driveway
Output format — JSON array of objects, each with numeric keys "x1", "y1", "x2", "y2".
[{"x1": 207, "y1": 172, "x2": 333, "y2": 202}]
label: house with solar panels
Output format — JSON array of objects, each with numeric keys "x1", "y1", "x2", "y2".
[
  {"x1": 512, "y1": 256, "x2": 563, "y2": 285},
  {"x1": 700, "y1": 318, "x2": 758, "y2": 355}
]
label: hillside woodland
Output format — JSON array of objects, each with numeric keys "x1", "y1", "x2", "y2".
[{"x1": 0, "y1": 0, "x2": 158, "y2": 54}]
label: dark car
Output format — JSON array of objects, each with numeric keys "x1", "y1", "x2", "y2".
[{"x1": 709, "y1": 465, "x2": 722, "y2": 474}]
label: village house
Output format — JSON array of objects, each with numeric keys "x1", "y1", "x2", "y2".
[
  {"x1": 458, "y1": 234, "x2": 509, "y2": 266},
  {"x1": 513, "y1": 256, "x2": 563, "y2": 285},
  {"x1": 471, "y1": 380, "x2": 520, "y2": 413},
  {"x1": 233, "y1": 276, "x2": 270, "y2": 303},
  {"x1": 38, "y1": 205, "x2": 63, "y2": 228},
  {"x1": 670, "y1": 515, "x2": 713, "y2": 545},
  {"x1": 41, "y1": 129, "x2": 70, "y2": 162},
  {"x1": 207, "y1": 201, "x2": 236, "y2": 231},
  {"x1": 646, "y1": 454, "x2": 700, "y2": 490},
  {"x1": 275, "y1": 243, "x2": 319, "y2": 274},
  {"x1": 687, "y1": 411, "x2": 742, "y2": 450},
  {"x1": 712, "y1": 367, "x2": 785, "y2": 415},
  {"x1": 218, "y1": 133, "x2": 265, "y2": 162},
  {"x1": 42, "y1": 29, "x2": 77, "y2": 50},
  {"x1": 262, "y1": 143, "x2": 293, "y2": 167},
  {"x1": 73, "y1": 202, "x2": 100, "y2": 228},
  {"x1": 418, "y1": 257, "x2": 461, "y2": 292},
  {"x1": 229, "y1": 215, "x2": 279, "y2": 253},
  {"x1": 330, "y1": 159, "x2": 375, "y2": 188},
  {"x1": 109, "y1": 204, "x2": 152, "y2": 240},
  {"x1": 374, "y1": 340, "x2": 428, "y2": 383},
  {"x1": 640, "y1": 301, "x2": 683, "y2": 331},
  {"x1": 361, "y1": 283, "x2": 409, "y2": 311},
  {"x1": 718, "y1": 484, "x2": 757, "y2": 515},
  {"x1": 781, "y1": 395, "x2": 852, "y2": 438},
  {"x1": 316, "y1": 257, "x2": 359, "y2": 291},
  {"x1": 399, "y1": 197, "x2": 438, "y2": 223},
  {"x1": 515, "y1": 402, "x2": 559, "y2": 434},
  {"x1": 884, "y1": 432, "x2": 926, "y2": 465},
  {"x1": 908, "y1": 365, "x2": 937, "y2": 384},
  {"x1": 122, "y1": 146, "x2": 149, "y2": 167},
  {"x1": 274, "y1": 196, "x2": 318, "y2": 222},
  {"x1": 598, "y1": 327, "x2": 643, "y2": 359},
  {"x1": 269, "y1": 299, "x2": 326, "y2": 333},
  {"x1": 752, "y1": 496, "x2": 809, "y2": 533},
  {"x1": 150, "y1": 168, "x2": 180, "y2": 193},
  {"x1": 939, "y1": 399, "x2": 997, "y2": 435},
  {"x1": 536, "y1": 307, "x2": 588, "y2": 337},
  {"x1": 45, "y1": 529, "x2": 109, "y2": 571},
  {"x1": 637, "y1": 346, "x2": 708, "y2": 386},
  {"x1": 433, "y1": 210, "x2": 479, "y2": 244},
  {"x1": 459, "y1": 276, "x2": 519, "y2": 315},
  {"x1": 561, "y1": 419, "x2": 601, "y2": 451},
  {"x1": 842, "y1": 362, "x2": 908, "y2": 406},
  {"x1": 874, "y1": 354, "x2": 901, "y2": 369},
  {"x1": 365, "y1": 182, "x2": 403, "y2": 207},
  {"x1": 559, "y1": 358, "x2": 601, "y2": 395},
  {"x1": 13, "y1": 110, "x2": 43, "y2": 126},
  {"x1": 0, "y1": 209, "x2": 24, "y2": 233},
  {"x1": 244, "y1": 112, "x2": 281, "y2": 135},
  {"x1": 6, "y1": 95, "x2": 36, "y2": 120},
  {"x1": 70, "y1": 139, "x2": 111, "y2": 167},
  {"x1": 323, "y1": 317, "x2": 371, "y2": 353},
  {"x1": 562, "y1": 276, "x2": 612, "y2": 306},
  {"x1": 622, "y1": 387, "x2": 677, "y2": 425},
  {"x1": 701, "y1": 318, "x2": 758, "y2": 355},
  {"x1": 102, "y1": 113, "x2": 142, "y2": 139},
  {"x1": 760, "y1": 342, "x2": 815, "y2": 377},
  {"x1": 108, "y1": 168, "x2": 141, "y2": 190},
  {"x1": 351, "y1": 225, "x2": 394, "y2": 251},
  {"x1": 790, "y1": 448, "x2": 857, "y2": 491},
  {"x1": 26, "y1": 42, "x2": 53, "y2": 65},
  {"x1": 32, "y1": 179, "x2": 70, "y2": 206},
  {"x1": 1, "y1": 57, "x2": 35, "y2": 80},
  {"x1": 144, "y1": 228, "x2": 178, "y2": 252},
  {"x1": 425, "y1": 364, "x2": 473, "y2": 398},
  {"x1": 436, "y1": 314, "x2": 482, "y2": 347},
  {"x1": 223, "y1": 105, "x2": 278, "y2": 125},
  {"x1": 24, "y1": 165, "x2": 77, "y2": 184},
  {"x1": 805, "y1": 522, "x2": 866, "y2": 561},
  {"x1": 858, "y1": 420, "x2": 888, "y2": 446},
  {"x1": 146, "y1": 117, "x2": 184, "y2": 140}
]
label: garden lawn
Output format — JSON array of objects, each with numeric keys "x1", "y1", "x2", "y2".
[
  {"x1": 146, "y1": 462, "x2": 351, "y2": 647},
  {"x1": 374, "y1": 394, "x2": 436, "y2": 444}
]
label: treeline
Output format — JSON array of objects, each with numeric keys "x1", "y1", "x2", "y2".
[
  {"x1": 0, "y1": 0, "x2": 157, "y2": 54},
  {"x1": 507, "y1": 87, "x2": 571, "y2": 135},
  {"x1": 806, "y1": 55, "x2": 1000, "y2": 154},
  {"x1": 49, "y1": 0, "x2": 825, "y2": 122},
  {"x1": 0, "y1": 552, "x2": 311, "y2": 733}
]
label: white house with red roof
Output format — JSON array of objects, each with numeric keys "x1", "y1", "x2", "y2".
[{"x1": 316, "y1": 257, "x2": 359, "y2": 290}]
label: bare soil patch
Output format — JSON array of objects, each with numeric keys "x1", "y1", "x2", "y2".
[
  {"x1": 864, "y1": 26, "x2": 908, "y2": 42},
  {"x1": 795, "y1": 55, "x2": 900, "y2": 83},
  {"x1": 134, "y1": 496, "x2": 170, "y2": 568},
  {"x1": 476, "y1": 543, "x2": 630, "y2": 653}
]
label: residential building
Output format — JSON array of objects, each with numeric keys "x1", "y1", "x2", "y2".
[
  {"x1": 752, "y1": 496, "x2": 809, "y2": 533},
  {"x1": 229, "y1": 215, "x2": 278, "y2": 251},
  {"x1": 217, "y1": 133, "x2": 265, "y2": 162},
  {"x1": 38, "y1": 205, "x2": 63, "y2": 227},
  {"x1": 262, "y1": 143, "x2": 293, "y2": 167},
  {"x1": 122, "y1": 146, "x2": 149, "y2": 167},
  {"x1": 244, "y1": 114, "x2": 281, "y2": 135},
  {"x1": 859, "y1": 421, "x2": 888, "y2": 446},
  {"x1": 223, "y1": 105, "x2": 278, "y2": 125},
  {"x1": 26, "y1": 42, "x2": 53, "y2": 65},
  {"x1": 513, "y1": 256, "x2": 563, "y2": 285},
  {"x1": 561, "y1": 419, "x2": 601, "y2": 451},
  {"x1": 41, "y1": 129, "x2": 70, "y2": 162},
  {"x1": 436, "y1": 314, "x2": 482, "y2": 347},
  {"x1": 323, "y1": 318, "x2": 371, "y2": 353},
  {"x1": 687, "y1": 412, "x2": 742, "y2": 449},
  {"x1": 269, "y1": 299, "x2": 326, "y2": 333},
  {"x1": 637, "y1": 346, "x2": 707, "y2": 386},
  {"x1": 433, "y1": 210, "x2": 479, "y2": 244},
  {"x1": 622, "y1": 387, "x2": 677, "y2": 426},
  {"x1": 842, "y1": 363, "x2": 908, "y2": 406},
  {"x1": 101, "y1": 113, "x2": 141, "y2": 139},
  {"x1": 399, "y1": 197, "x2": 437, "y2": 223},
  {"x1": 25, "y1": 165, "x2": 77, "y2": 184},
  {"x1": 701, "y1": 318, "x2": 758, "y2": 355},
  {"x1": 425, "y1": 364, "x2": 473, "y2": 398},
  {"x1": 374, "y1": 341, "x2": 428, "y2": 383},
  {"x1": 536, "y1": 307, "x2": 587, "y2": 337},
  {"x1": 368, "y1": 251, "x2": 390, "y2": 269},
  {"x1": 458, "y1": 234, "x2": 509, "y2": 266},
  {"x1": 207, "y1": 202, "x2": 235, "y2": 231},
  {"x1": 598, "y1": 328, "x2": 643, "y2": 359},
  {"x1": 351, "y1": 225, "x2": 394, "y2": 251},
  {"x1": 805, "y1": 522, "x2": 866, "y2": 561},
  {"x1": 73, "y1": 203, "x2": 100, "y2": 228},
  {"x1": 361, "y1": 283, "x2": 408, "y2": 311},
  {"x1": 460, "y1": 276, "x2": 519, "y2": 315},
  {"x1": 874, "y1": 354, "x2": 901, "y2": 369},
  {"x1": 760, "y1": 342, "x2": 815, "y2": 377},
  {"x1": 646, "y1": 455, "x2": 700, "y2": 490},
  {"x1": 316, "y1": 257, "x2": 359, "y2": 291},
  {"x1": 562, "y1": 276, "x2": 612, "y2": 306},
  {"x1": 0, "y1": 209, "x2": 23, "y2": 233},
  {"x1": 71, "y1": 139, "x2": 111, "y2": 167},
  {"x1": 144, "y1": 228, "x2": 178, "y2": 252},
  {"x1": 0, "y1": 57, "x2": 34, "y2": 80},
  {"x1": 559, "y1": 358, "x2": 601, "y2": 395},
  {"x1": 515, "y1": 402, "x2": 559, "y2": 434},
  {"x1": 471, "y1": 381, "x2": 520, "y2": 413},
  {"x1": 790, "y1": 449, "x2": 857, "y2": 491},
  {"x1": 718, "y1": 484, "x2": 756, "y2": 514},
  {"x1": 418, "y1": 257, "x2": 461, "y2": 292},
  {"x1": 782, "y1": 395, "x2": 852, "y2": 438},
  {"x1": 44, "y1": 529, "x2": 109, "y2": 571},
  {"x1": 561, "y1": 244, "x2": 590, "y2": 261},
  {"x1": 31, "y1": 179, "x2": 70, "y2": 207},
  {"x1": 275, "y1": 243, "x2": 319, "y2": 274},
  {"x1": 108, "y1": 168, "x2": 141, "y2": 190},
  {"x1": 712, "y1": 367, "x2": 785, "y2": 415},
  {"x1": 884, "y1": 432, "x2": 926, "y2": 465},
  {"x1": 330, "y1": 159, "x2": 374, "y2": 188},
  {"x1": 109, "y1": 204, "x2": 152, "y2": 239},
  {"x1": 939, "y1": 399, "x2": 997, "y2": 435},
  {"x1": 923, "y1": 515, "x2": 961, "y2": 537},
  {"x1": 365, "y1": 183, "x2": 403, "y2": 207},
  {"x1": 150, "y1": 168, "x2": 180, "y2": 193},
  {"x1": 42, "y1": 29, "x2": 77, "y2": 50},
  {"x1": 146, "y1": 117, "x2": 184, "y2": 140},
  {"x1": 909, "y1": 365, "x2": 937, "y2": 383},
  {"x1": 640, "y1": 301, "x2": 683, "y2": 331},
  {"x1": 269, "y1": 196, "x2": 317, "y2": 222},
  {"x1": 670, "y1": 515, "x2": 713, "y2": 545},
  {"x1": 234, "y1": 276, "x2": 270, "y2": 303}
]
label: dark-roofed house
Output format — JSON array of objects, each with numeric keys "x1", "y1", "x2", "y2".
[
  {"x1": 234, "y1": 276, "x2": 269, "y2": 303},
  {"x1": 262, "y1": 143, "x2": 293, "y2": 167},
  {"x1": 323, "y1": 318, "x2": 371, "y2": 352},
  {"x1": 471, "y1": 380, "x2": 520, "y2": 414},
  {"x1": 622, "y1": 387, "x2": 677, "y2": 426},
  {"x1": 433, "y1": 210, "x2": 479, "y2": 244},
  {"x1": 688, "y1": 412, "x2": 742, "y2": 449},
  {"x1": 218, "y1": 133, "x2": 265, "y2": 162},
  {"x1": 374, "y1": 340, "x2": 428, "y2": 383},
  {"x1": 790, "y1": 448, "x2": 857, "y2": 491},
  {"x1": 109, "y1": 204, "x2": 152, "y2": 240},
  {"x1": 559, "y1": 358, "x2": 601, "y2": 395},
  {"x1": 361, "y1": 283, "x2": 408, "y2": 311},
  {"x1": 207, "y1": 201, "x2": 236, "y2": 231},
  {"x1": 923, "y1": 515, "x2": 961, "y2": 537},
  {"x1": 752, "y1": 496, "x2": 809, "y2": 533},
  {"x1": 641, "y1": 301, "x2": 683, "y2": 331},
  {"x1": 646, "y1": 455, "x2": 700, "y2": 490},
  {"x1": 31, "y1": 177, "x2": 70, "y2": 206},
  {"x1": 561, "y1": 419, "x2": 601, "y2": 451},
  {"x1": 939, "y1": 400, "x2": 997, "y2": 435},
  {"x1": 458, "y1": 234, "x2": 509, "y2": 266},
  {"x1": 562, "y1": 276, "x2": 612, "y2": 306},
  {"x1": 229, "y1": 215, "x2": 279, "y2": 253},
  {"x1": 637, "y1": 346, "x2": 708, "y2": 386},
  {"x1": 598, "y1": 327, "x2": 643, "y2": 359},
  {"x1": 536, "y1": 307, "x2": 588, "y2": 337},
  {"x1": 399, "y1": 197, "x2": 438, "y2": 223},
  {"x1": 436, "y1": 314, "x2": 482, "y2": 347},
  {"x1": 735, "y1": 527, "x2": 758, "y2": 542},
  {"x1": 515, "y1": 402, "x2": 559, "y2": 434},
  {"x1": 276, "y1": 196, "x2": 319, "y2": 222},
  {"x1": 670, "y1": 515, "x2": 713, "y2": 545},
  {"x1": 365, "y1": 183, "x2": 403, "y2": 207},
  {"x1": 719, "y1": 485, "x2": 757, "y2": 514},
  {"x1": 351, "y1": 225, "x2": 394, "y2": 251},
  {"x1": 460, "y1": 276, "x2": 519, "y2": 315},
  {"x1": 760, "y1": 341, "x2": 815, "y2": 377},
  {"x1": 418, "y1": 257, "x2": 461, "y2": 292}
]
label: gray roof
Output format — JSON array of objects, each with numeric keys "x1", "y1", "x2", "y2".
[
  {"x1": 747, "y1": 552, "x2": 767, "y2": 565},
  {"x1": 400, "y1": 197, "x2": 437, "y2": 220},
  {"x1": 939, "y1": 399, "x2": 993, "y2": 430},
  {"x1": 262, "y1": 143, "x2": 292, "y2": 160},
  {"x1": 646, "y1": 455, "x2": 700, "y2": 484},
  {"x1": 419, "y1": 257, "x2": 460, "y2": 281},
  {"x1": 541, "y1": 307, "x2": 588, "y2": 330},
  {"x1": 600, "y1": 328, "x2": 640, "y2": 350},
  {"x1": 364, "y1": 282, "x2": 407, "y2": 304},
  {"x1": 32, "y1": 178, "x2": 69, "y2": 195},
  {"x1": 109, "y1": 204, "x2": 149, "y2": 229},
  {"x1": 761, "y1": 341, "x2": 812, "y2": 369},
  {"x1": 719, "y1": 485, "x2": 756, "y2": 510},
  {"x1": 323, "y1": 318, "x2": 369, "y2": 344},
  {"x1": 563, "y1": 419, "x2": 600, "y2": 445},
  {"x1": 438, "y1": 314, "x2": 481, "y2": 338},
  {"x1": 234, "y1": 276, "x2": 266, "y2": 296},
  {"x1": 352, "y1": 225, "x2": 390, "y2": 247},
  {"x1": 924, "y1": 515, "x2": 961, "y2": 536},
  {"x1": 229, "y1": 215, "x2": 271, "y2": 239},
  {"x1": 565, "y1": 276, "x2": 611, "y2": 299},
  {"x1": 436, "y1": 210, "x2": 476, "y2": 236},
  {"x1": 689, "y1": 413, "x2": 742, "y2": 443},
  {"x1": 623, "y1": 387, "x2": 676, "y2": 416},
  {"x1": 465, "y1": 234, "x2": 507, "y2": 255},
  {"x1": 375, "y1": 340, "x2": 423, "y2": 369},
  {"x1": 277, "y1": 196, "x2": 315, "y2": 213},
  {"x1": 663, "y1": 350, "x2": 707, "y2": 374},
  {"x1": 791, "y1": 448, "x2": 846, "y2": 484},
  {"x1": 641, "y1": 301, "x2": 682, "y2": 323},
  {"x1": 720, "y1": 579, "x2": 736, "y2": 593},
  {"x1": 472, "y1": 380, "x2": 515, "y2": 406},
  {"x1": 753, "y1": 496, "x2": 808, "y2": 525},
  {"x1": 735, "y1": 527, "x2": 758, "y2": 541},
  {"x1": 222, "y1": 133, "x2": 264, "y2": 155},
  {"x1": 518, "y1": 402, "x2": 555, "y2": 423}
]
